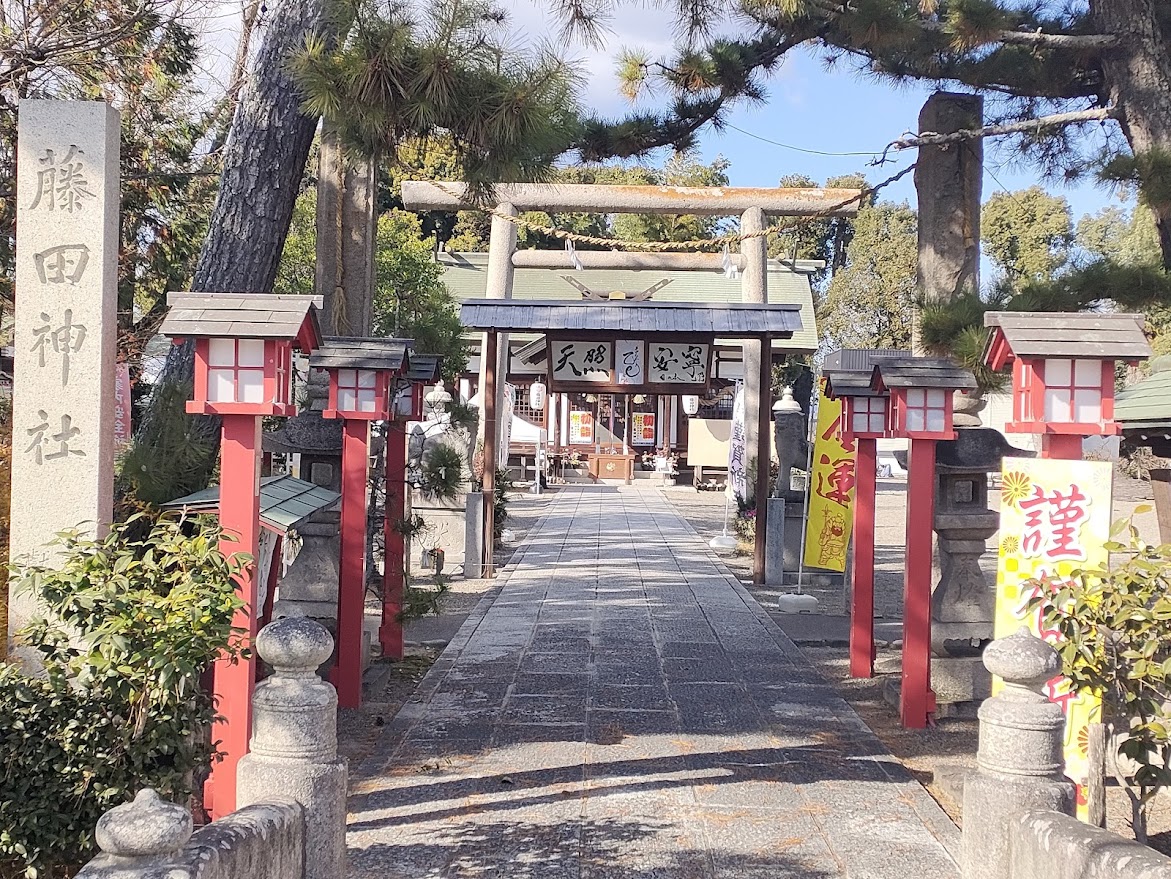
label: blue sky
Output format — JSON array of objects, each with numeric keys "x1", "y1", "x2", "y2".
[{"x1": 508, "y1": 0, "x2": 1130, "y2": 225}]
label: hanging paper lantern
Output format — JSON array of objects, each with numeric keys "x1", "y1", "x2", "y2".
[
  {"x1": 529, "y1": 380, "x2": 547, "y2": 411},
  {"x1": 682, "y1": 395, "x2": 700, "y2": 416}
]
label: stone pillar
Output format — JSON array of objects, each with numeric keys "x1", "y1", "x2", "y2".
[
  {"x1": 76, "y1": 789, "x2": 193, "y2": 877},
  {"x1": 914, "y1": 92, "x2": 982, "y2": 352},
  {"x1": 771, "y1": 388, "x2": 807, "y2": 499},
  {"x1": 316, "y1": 124, "x2": 376, "y2": 336},
  {"x1": 740, "y1": 206, "x2": 767, "y2": 500},
  {"x1": 9, "y1": 100, "x2": 119, "y2": 656},
  {"x1": 962, "y1": 629, "x2": 1075, "y2": 879},
  {"x1": 237, "y1": 617, "x2": 347, "y2": 879},
  {"x1": 479, "y1": 203, "x2": 517, "y2": 448}
]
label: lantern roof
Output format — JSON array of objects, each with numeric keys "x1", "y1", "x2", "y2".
[
  {"x1": 983, "y1": 311, "x2": 1150, "y2": 371},
  {"x1": 161, "y1": 292, "x2": 323, "y2": 351},
  {"x1": 824, "y1": 370, "x2": 884, "y2": 399},
  {"x1": 310, "y1": 337, "x2": 410, "y2": 372},
  {"x1": 870, "y1": 357, "x2": 977, "y2": 393},
  {"x1": 406, "y1": 353, "x2": 442, "y2": 383}
]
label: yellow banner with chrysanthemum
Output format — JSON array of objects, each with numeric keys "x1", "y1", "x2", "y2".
[{"x1": 993, "y1": 456, "x2": 1112, "y2": 822}]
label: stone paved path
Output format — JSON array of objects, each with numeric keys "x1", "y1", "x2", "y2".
[{"x1": 347, "y1": 485, "x2": 959, "y2": 878}]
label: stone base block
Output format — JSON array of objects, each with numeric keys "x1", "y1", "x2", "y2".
[
  {"x1": 237, "y1": 757, "x2": 348, "y2": 879},
  {"x1": 962, "y1": 772, "x2": 1074, "y2": 879},
  {"x1": 931, "y1": 655, "x2": 991, "y2": 711},
  {"x1": 411, "y1": 491, "x2": 468, "y2": 577}
]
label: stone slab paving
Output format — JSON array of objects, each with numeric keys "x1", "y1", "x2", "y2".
[{"x1": 347, "y1": 485, "x2": 960, "y2": 878}]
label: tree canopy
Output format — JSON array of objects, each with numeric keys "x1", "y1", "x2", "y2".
[{"x1": 559, "y1": 0, "x2": 1171, "y2": 269}]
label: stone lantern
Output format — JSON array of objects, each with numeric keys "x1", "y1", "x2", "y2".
[
  {"x1": 159, "y1": 291, "x2": 322, "y2": 819},
  {"x1": 983, "y1": 311, "x2": 1151, "y2": 459}
]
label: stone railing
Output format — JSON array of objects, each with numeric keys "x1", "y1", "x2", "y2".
[
  {"x1": 962, "y1": 629, "x2": 1171, "y2": 879},
  {"x1": 76, "y1": 618, "x2": 347, "y2": 879}
]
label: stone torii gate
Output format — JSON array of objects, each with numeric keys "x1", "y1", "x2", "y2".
[
  {"x1": 458, "y1": 299, "x2": 804, "y2": 581},
  {"x1": 402, "y1": 181, "x2": 861, "y2": 510}
]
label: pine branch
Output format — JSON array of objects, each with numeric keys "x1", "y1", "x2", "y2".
[
  {"x1": 917, "y1": 19, "x2": 1118, "y2": 51},
  {"x1": 886, "y1": 106, "x2": 1116, "y2": 154}
]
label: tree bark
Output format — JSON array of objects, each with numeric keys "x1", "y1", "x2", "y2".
[
  {"x1": 141, "y1": 0, "x2": 338, "y2": 439},
  {"x1": 1090, "y1": 0, "x2": 1171, "y2": 271}
]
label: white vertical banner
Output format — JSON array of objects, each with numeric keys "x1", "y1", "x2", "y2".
[
  {"x1": 727, "y1": 384, "x2": 747, "y2": 502},
  {"x1": 499, "y1": 383, "x2": 515, "y2": 467}
]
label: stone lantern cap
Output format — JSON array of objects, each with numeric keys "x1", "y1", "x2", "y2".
[
  {"x1": 982, "y1": 627, "x2": 1061, "y2": 689},
  {"x1": 94, "y1": 789, "x2": 192, "y2": 859},
  {"x1": 983, "y1": 311, "x2": 1150, "y2": 371}
]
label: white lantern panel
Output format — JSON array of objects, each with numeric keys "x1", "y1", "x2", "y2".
[
  {"x1": 1044, "y1": 387, "x2": 1072, "y2": 422},
  {"x1": 209, "y1": 367, "x2": 235, "y2": 402},
  {"x1": 338, "y1": 388, "x2": 357, "y2": 411},
  {"x1": 1045, "y1": 358, "x2": 1072, "y2": 387},
  {"x1": 926, "y1": 389, "x2": 947, "y2": 409},
  {"x1": 926, "y1": 408, "x2": 945, "y2": 433},
  {"x1": 238, "y1": 369, "x2": 265, "y2": 404},
  {"x1": 1074, "y1": 388, "x2": 1102, "y2": 423},
  {"x1": 338, "y1": 369, "x2": 357, "y2": 388},
  {"x1": 358, "y1": 389, "x2": 378, "y2": 412},
  {"x1": 851, "y1": 411, "x2": 870, "y2": 434},
  {"x1": 208, "y1": 338, "x2": 236, "y2": 367},
  {"x1": 358, "y1": 369, "x2": 377, "y2": 389},
  {"x1": 906, "y1": 388, "x2": 926, "y2": 407},
  {"x1": 868, "y1": 413, "x2": 886, "y2": 433},
  {"x1": 237, "y1": 339, "x2": 265, "y2": 368},
  {"x1": 1074, "y1": 358, "x2": 1099, "y2": 386},
  {"x1": 906, "y1": 408, "x2": 926, "y2": 433}
]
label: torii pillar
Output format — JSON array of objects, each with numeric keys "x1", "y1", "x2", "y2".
[{"x1": 741, "y1": 206, "x2": 769, "y2": 506}]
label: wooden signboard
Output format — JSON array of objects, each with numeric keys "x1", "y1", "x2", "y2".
[{"x1": 547, "y1": 335, "x2": 713, "y2": 395}]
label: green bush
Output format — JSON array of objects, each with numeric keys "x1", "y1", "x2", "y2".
[
  {"x1": 1025, "y1": 517, "x2": 1171, "y2": 842},
  {"x1": 1, "y1": 514, "x2": 246, "y2": 878}
]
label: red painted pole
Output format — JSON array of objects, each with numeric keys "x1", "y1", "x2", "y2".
[
  {"x1": 850, "y1": 437, "x2": 878, "y2": 678},
  {"x1": 1040, "y1": 433, "x2": 1083, "y2": 460},
  {"x1": 900, "y1": 437, "x2": 937, "y2": 729},
  {"x1": 334, "y1": 419, "x2": 369, "y2": 709},
  {"x1": 380, "y1": 423, "x2": 406, "y2": 660},
  {"x1": 206, "y1": 415, "x2": 262, "y2": 819}
]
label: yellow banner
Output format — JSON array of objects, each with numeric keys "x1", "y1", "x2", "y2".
[
  {"x1": 993, "y1": 456, "x2": 1111, "y2": 821},
  {"x1": 803, "y1": 380, "x2": 856, "y2": 572}
]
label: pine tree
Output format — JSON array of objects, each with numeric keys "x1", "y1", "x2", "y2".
[{"x1": 562, "y1": 0, "x2": 1171, "y2": 270}]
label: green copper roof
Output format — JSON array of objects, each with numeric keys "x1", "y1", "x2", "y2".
[
  {"x1": 438, "y1": 252, "x2": 820, "y2": 352},
  {"x1": 1115, "y1": 356, "x2": 1171, "y2": 429},
  {"x1": 161, "y1": 475, "x2": 339, "y2": 534}
]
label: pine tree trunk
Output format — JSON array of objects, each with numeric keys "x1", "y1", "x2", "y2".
[
  {"x1": 1090, "y1": 0, "x2": 1171, "y2": 271},
  {"x1": 141, "y1": 0, "x2": 337, "y2": 440}
]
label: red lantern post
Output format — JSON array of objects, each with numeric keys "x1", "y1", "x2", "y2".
[
  {"x1": 871, "y1": 358, "x2": 976, "y2": 729},
  {"x1": 313, "y1": 338, "x2": 411, "y2": 709},
  {"x1": 160, "y1": 292, "x2": 322, "y2": 818},
  {"x1": 826, "y1": 370, "x2": 890, "y2": 679},
  {"x1": 983, "y1": 312, "x2": 1151, "y2": 460},
  {"x1": 381, "y1": 353, "x2": 442, "y2": 660}
]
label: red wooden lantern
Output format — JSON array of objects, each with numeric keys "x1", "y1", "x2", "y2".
[
  {"x1": 870, "y1": 357, "x2": 976, "y2": 729},
  {"x1": 871, "y1": 358, "x2": 976, "y2": 441},
  {"x1": 984, "y1": 312, "x2": 1150, "y2": 438},
  {"x1": 168, "y1": 294, "x2": 321, "y2": 417},
  {"x1": 160, "y1": 291, "x2": 322, "y2": 819},
  {"x1": 313, "y1": 338, "x2": 413, "y2": 421},
  {"x1": 827, "y1": 371, "x2": 890, "y2": 441}
]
